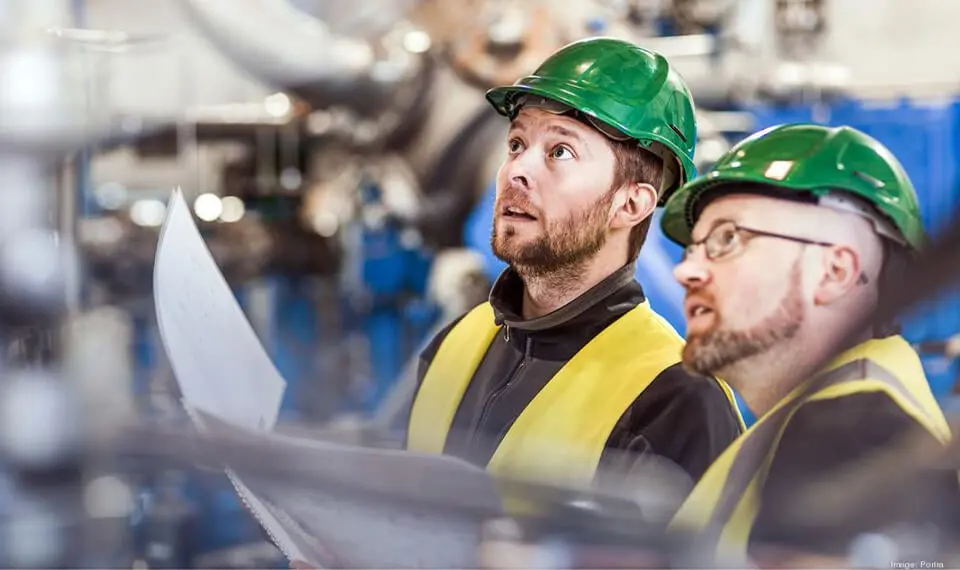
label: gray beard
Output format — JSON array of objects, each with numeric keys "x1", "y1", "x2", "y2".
[{"x1": 682, "y1": 260, "x2": 805, "y2": 377}]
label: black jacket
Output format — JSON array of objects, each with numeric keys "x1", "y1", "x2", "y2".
[
  {"x1": 750, "y1": 391, "x2": 960, "y2": 556},
  {"x1": 408, "y1": 263, "x2": 743, "y2": 485}
]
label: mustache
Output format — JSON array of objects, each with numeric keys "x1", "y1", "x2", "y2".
[
  {"x1": 496, "y1": 186, "x2": 539, "y2": 216},
  {"x1": 684, "y1": 289, "x2": 715, "y2": 306}
]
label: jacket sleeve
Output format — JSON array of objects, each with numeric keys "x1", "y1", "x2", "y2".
[
  {"x1": 599, "y1": 363, "x2": 744, "y2": 486},
  {"x1": 749, "y1": 392, "x2": 960, "y2": 556}
]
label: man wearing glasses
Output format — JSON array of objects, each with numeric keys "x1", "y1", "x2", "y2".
[{"x1": 661, "y1": 123, "x2": 959, "y2": 563}]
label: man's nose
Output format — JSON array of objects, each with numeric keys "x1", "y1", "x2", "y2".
[
  {"x1": 501, "y1": 152, "x2": 540, "y2": 191},
  {"x1": 674, "y1": 253, "x2": 711, "y2": 288}
]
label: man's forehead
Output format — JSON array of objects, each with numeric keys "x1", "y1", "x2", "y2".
[
  {"x1": 693, "y1": 192, "x2": 819, "y2": 234},
  {"x1": 695, "y1": 193, "x2": 766, "y2": 226},
  {"x1": 510, "y1": 107, "x2": 593, "y2": 136}
]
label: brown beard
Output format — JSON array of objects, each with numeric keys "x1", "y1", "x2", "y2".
[
  {"x1": 683, "y1": 259, "x2": 805, "y2": 376},
  {"x1": 491, "y1": 189, "x2": 614, "y2": 278}
]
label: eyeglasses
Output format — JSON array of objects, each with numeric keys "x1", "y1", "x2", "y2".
[{"x1": 684, "y1": 221, "x2": 870, "y2": 284}]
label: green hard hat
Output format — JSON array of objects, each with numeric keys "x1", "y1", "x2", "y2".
[
  {"x1": 485, "y1": 37, "x2": 698, "y2": 204},
  {"x1": 660, "y1": 123, "x2": 927, "y2": 251}
]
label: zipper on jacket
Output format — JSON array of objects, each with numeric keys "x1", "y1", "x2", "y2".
[{"x1": 472, "y1": 335, "x2": 533, "y2": 445}]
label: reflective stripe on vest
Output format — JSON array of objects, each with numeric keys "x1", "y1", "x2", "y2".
[
  {"x1": 407, "y1": 301, "x2": 741, "y2": 486},
  {"x1": 407, "y1": 302, "x2": 500, "y2": 455},
  {"x1": 670, "y1": 336, "x2": 952, "y2": 560}
]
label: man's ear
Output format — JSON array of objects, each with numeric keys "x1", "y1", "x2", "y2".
[
  {"x1": 610, "y1": 182, "x2": 657, "y2": 230},
  {"x1": 813, "y1": 246, "x2": 863, "y2": 306}
]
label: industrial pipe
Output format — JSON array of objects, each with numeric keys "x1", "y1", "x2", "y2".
[
  {"x1": 286, "y1": 0, "x2": 421, "y2": 40},
  {"x1": 177, "y1": 0, "x2": 381, "y2": 109}
]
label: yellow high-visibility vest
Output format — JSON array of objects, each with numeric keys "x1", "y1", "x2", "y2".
[
  {"x1": 407, "y1": 301, "x2": 743, "y2": 486},
  {"x1": 669, "y1": 335, "x2": 952, "y2": 561}
]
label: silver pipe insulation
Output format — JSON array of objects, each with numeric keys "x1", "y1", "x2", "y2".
[{"x1": 177, "y1": 0, "x2": 379, "y2": 108}]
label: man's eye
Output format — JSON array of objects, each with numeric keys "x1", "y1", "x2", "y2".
[
  {"x1": 550, "y1": 145, "x2": 574, "y2": 160},
  {"x1": 508, "y1": 139, "x2": 524, "y2": 153},
  {"x1": 711, "y1": 226, "x2": 737, "y2": 246}
]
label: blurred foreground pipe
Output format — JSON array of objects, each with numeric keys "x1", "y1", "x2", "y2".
[
  {"x1": 0, "y1": 1, "x2": 125, "y2": 564},
  {"x1": 177, "y1": 0, "x2": 375, "y2": 102}
]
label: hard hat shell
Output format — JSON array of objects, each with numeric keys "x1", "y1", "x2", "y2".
[
  {"x1": 660, "y1": 123, "x2": 927, "y2": 251},
  {"x1": 485, "y1": 37, "x2": 698, "y2": 203}
]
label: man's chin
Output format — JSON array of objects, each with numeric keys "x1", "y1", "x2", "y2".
[
  {"x1": 681, "y1": 335, "x2": 730, "y2": 377},
  {"x1": 492, "y1": 239, "x2": 534, "y2": 264},
  {"x1": 681, "y1": 350, "x2": 715, "y2": 377}
]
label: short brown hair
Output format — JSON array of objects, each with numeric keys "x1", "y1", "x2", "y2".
[{"x1": 610, "y1": 141, "x2": 665, "y2": 260}]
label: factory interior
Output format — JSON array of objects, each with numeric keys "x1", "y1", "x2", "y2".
[{"x1": 4, "y1": 0, "x2": 960, "y2": 567}]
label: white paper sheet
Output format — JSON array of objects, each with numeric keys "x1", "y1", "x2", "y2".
[
  {"x1": 153, "y1": 188, "x2": 286, "y2": 431},
  {"x1": 154, "y1": 189, "x2": 312, "y2": 564}
]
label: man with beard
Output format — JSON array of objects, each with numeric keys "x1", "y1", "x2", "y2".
[
  {"x1": 662, "y1": 123, "x2": 958, "y2": 563},
  {"x1": 404, "y1": 36, "x2": 744, "y2": 501}
]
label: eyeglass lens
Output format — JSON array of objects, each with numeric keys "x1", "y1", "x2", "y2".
[{"x1": 685, "y1": 221, "x2": 742, "y2": 260}]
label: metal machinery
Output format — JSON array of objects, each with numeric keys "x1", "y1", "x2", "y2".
[
  {"x1": 3, "y1": 0, "x2": 959, "y2": 566},
  {"x1": 74, "y1": 1, "x2": 742, "y2": 563},
  {"x1": 132, "y1": 0, "x2": 497, "y2": 425},
  {"x1": 149, "y1": 2, "x2": 772, "y2": 558},
  {"x1": 0, "y1": 0, "x2": 168, "y2": 566},
  {"x1": 72, "y1": 0, "x2": 510, "y2": 564}
]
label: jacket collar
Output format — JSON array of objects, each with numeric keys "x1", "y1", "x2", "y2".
[{"x1": 489, "y1": 262, "x2": 641, "y2": 331}]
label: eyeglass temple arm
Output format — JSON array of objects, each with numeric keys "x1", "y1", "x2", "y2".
[{"x1": 743, "y1": 227, "x2": 869, "y2": 283}]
